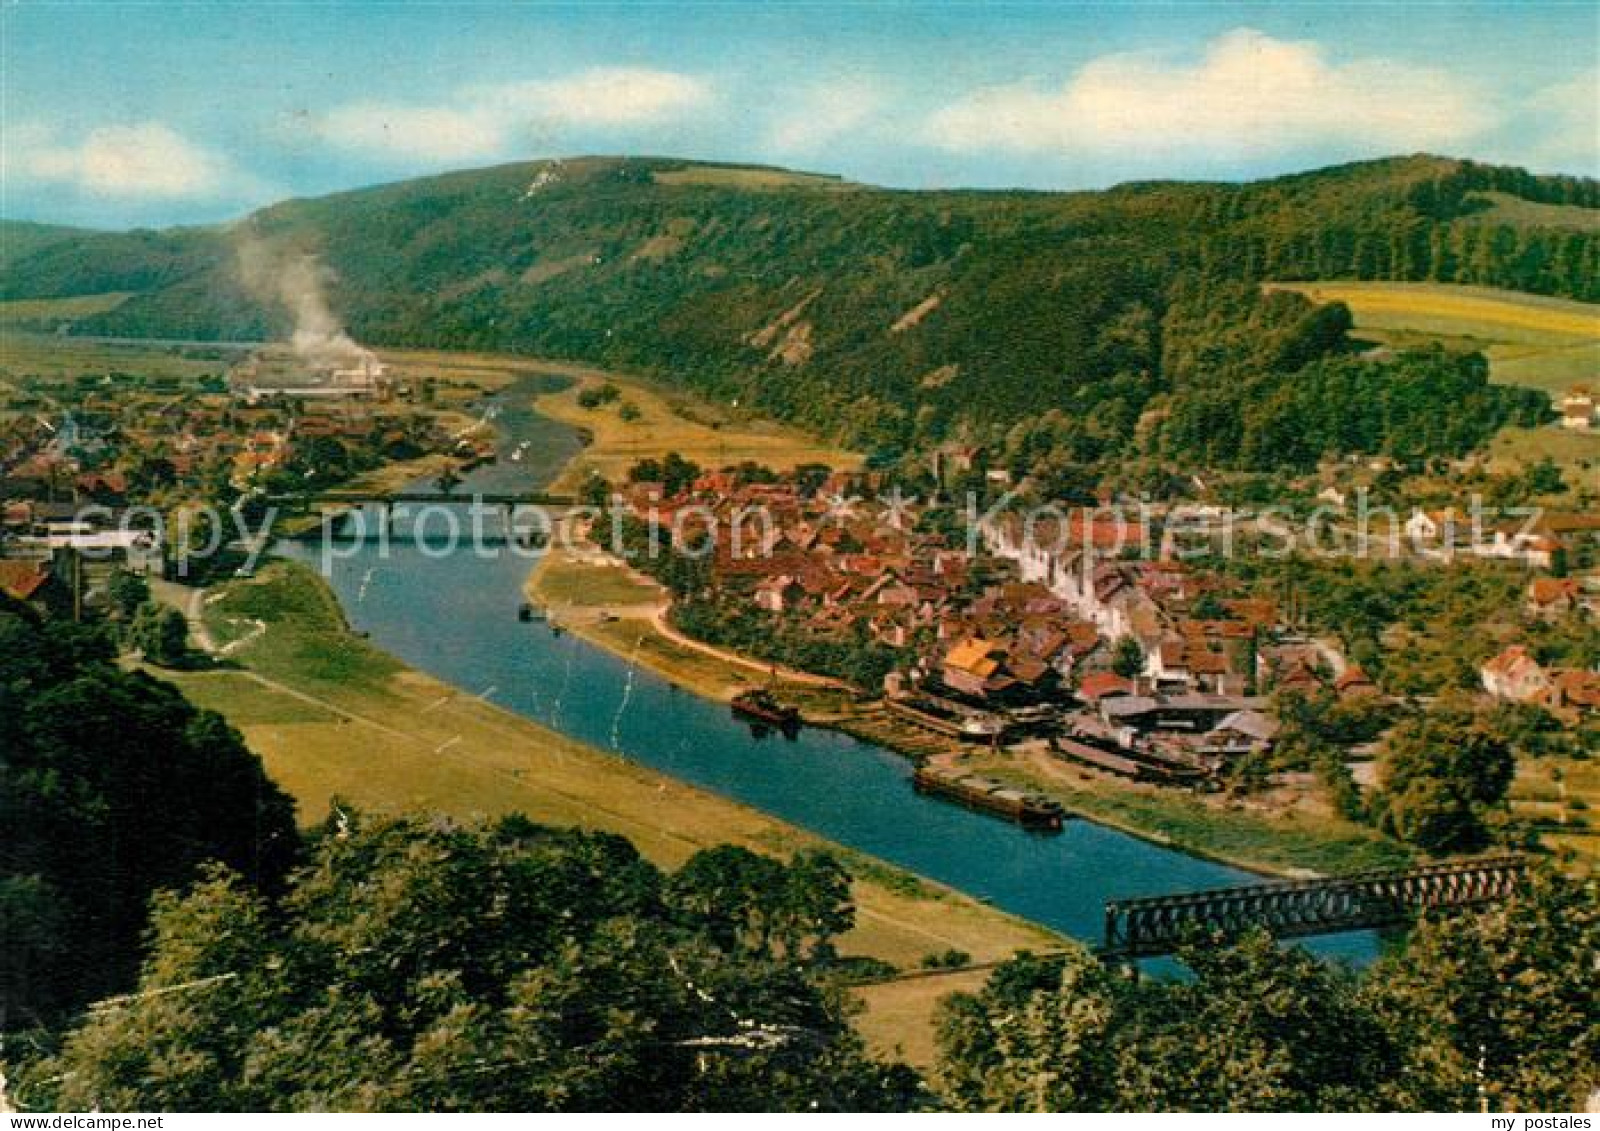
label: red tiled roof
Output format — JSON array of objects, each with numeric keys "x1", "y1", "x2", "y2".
[
  {"x1": 0, "y1": 560, "x2": 51, "y2": 602},
  {"x1": 1529, "y1": 578, "x2": 1581, "y2": 605},
  {"x1": 1078, "y1": 672, "x2": 1134, "y2": 702}
]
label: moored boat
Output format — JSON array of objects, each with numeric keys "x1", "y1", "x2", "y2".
[
  {"x1": 912, "y1": 765, "x2": 1066, "y2": 831},
  {"x1": 731, "y1": 689, "x2": 802, "y2": 733}
]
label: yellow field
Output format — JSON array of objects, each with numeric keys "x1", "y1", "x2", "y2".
[
  {"x1": 1510, "y1": 755, "x2": 1600, "y2": 874},
  {"x1": 0, "y1": 291, "x2": 134, "y2": 323},
  {"x1": 530, "y1": 551, "x2": 666, "y2": 610},
  {"x1": 853, "y1": 968, "x2": 995, "y2": 1067},
  {"x1": 1268, "y1": 281, "x2": 1600, "y2": 401},
  {"x1": 532, "y1": 370, "x2": 860, "y2": 492},
  {"x1": 1277, "y1": 281, "x2": 1599, "y2": 342}
]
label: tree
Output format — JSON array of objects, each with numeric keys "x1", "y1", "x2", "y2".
[
  {"x1": 663, "y1": 844, "x2": 853, "y2": 963},
  {"x1": 792, "y1": 463, "x2": 833, "y2": 497},
  {"x1": 1115, "y1": 933, "x2": 1400, "y2": 1112},
  {"x1": 105, "y1": 567, "x2": 149, "y2": 621},
  {"x1": 934, "y1": 949, "x2": 1119, "y2": 1111},
  {"x1": 1, "y1": 603, "x2": 297, "y2": 1025},
  {"x1": 935, "y1": 934, "x2": 1402, "y2": 1112},
  {"x1": 579, "y1": 471, "x2": 611, "y2": 509},
  {"x1": 32, "y1": 814, "x2": 919, "y2": 1112},
  {"x1": 129, "y1": 600, "x2": 190, "y2": 666},
  {"x1": 1191, "y1": 593, "x2": 1227, "y2": 620},
  {"x1": 1377, "y1": 698, "x2": 1516, "y2": 853},
  {"x1": 1111, "y1": 636, "x2": 1144, "y2": 679},
  {"x1": 1523, "y1": 457, "x2": 1566, "y2": 497},
  {"x1": 1365, "y1": 869, "x2": 1599, "y2": 1111}
]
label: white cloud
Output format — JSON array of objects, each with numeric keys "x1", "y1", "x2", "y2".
[
  {"x1": 1513, "y1": 68, "x2": 1599, "y2": 175},
  {"x1": 924, "y1": 28, "x2": 1492, "y2": 160},
  {"x1": 480, "y1": 67, "x2": 711, "y2": 127},
  {"x1": 317, "y1": 104, "x2": 506, "y2": 163},
  {"x1": 312, "y1": 67, "x2": 712, "y2": 164},
  {"x1": 765, "y1": 80, "x2": 883, "y2": 154},
  {"x1": 4, "y1": 121, "x2": 238, "y2": 199}
]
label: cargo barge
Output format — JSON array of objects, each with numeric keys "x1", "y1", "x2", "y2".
[
  {"x1": 912, "y1": 765, "x2": 1066, "y2": 831},
  {"x1": 731, "y1": 689, "x2": 802, "y2": 735}
]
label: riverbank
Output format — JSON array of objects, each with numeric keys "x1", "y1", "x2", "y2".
[
  {"x1": 508, "y1": 365, "x2": 1412, "y2": 880},
  {"x1": 527, "y1": 546, "x2": 858, "y2": 714},
  {"x1": 959, "y1": 747, "x2": 1411, "y2": 877},
  {"x1": 161, "y1": 558, "x2": 1061, "y2": 1064},
  {"x1": 528, "y1": 537, "x2": 1411, "y2": 878},
  {"x1": 528, "y1": 365, "x2": 859, "y2": 494}
]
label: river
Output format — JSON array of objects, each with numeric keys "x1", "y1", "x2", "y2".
[{"x1": 282, "y1": 374, "x2": 1379, "y2": 963}]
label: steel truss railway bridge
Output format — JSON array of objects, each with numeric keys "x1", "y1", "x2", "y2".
[{"x1": 1102, "y1": 855, "x2": 1527, "y2": 959}]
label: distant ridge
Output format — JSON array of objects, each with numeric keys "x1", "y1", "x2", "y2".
[{"x1": 2, "y1": 154, "x2": 1593, "y2": 459}]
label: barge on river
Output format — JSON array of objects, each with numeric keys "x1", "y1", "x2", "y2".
[
  {"x1": 731, "y1": 689, "x2": 803, "y2": 735},
  {"x1": 912, "y1": 765, "x2": 1066, "y2": 831}
]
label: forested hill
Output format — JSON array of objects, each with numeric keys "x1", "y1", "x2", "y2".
[
  {"x1": 0, "y1": 219, "x2": 103, "y2": 272},
  {"x1": 2, "y1": 154, "x2": 1594, "y2": 463}
]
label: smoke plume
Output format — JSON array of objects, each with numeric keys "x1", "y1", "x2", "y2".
[{"x1": 235, "y1": 235, "x2": 376, "y2": 370}]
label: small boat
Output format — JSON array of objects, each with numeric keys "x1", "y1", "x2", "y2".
[
  {"x1": 731, "y1": 689, "x2": 802, "y2": 733},
  {"x1": 517, "y1": 603, "x2": 546, "y2": 622}
]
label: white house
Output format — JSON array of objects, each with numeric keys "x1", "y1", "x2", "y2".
[
  {"x1": 1559, "y1": 386, "x2": 1596, "y2": 430},
  {"x1": 1481, "y1": 645, "x2": 1551, "y2": 702}
]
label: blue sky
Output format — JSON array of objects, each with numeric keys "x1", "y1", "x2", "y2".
[{"x1": 3, "y1": 1, "x2": 1596, "y2": 228}]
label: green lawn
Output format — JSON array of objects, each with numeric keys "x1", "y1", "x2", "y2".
[
  {"x1": 202, "y1": 564, "x2": 402, "y2": 697},
  {"x1": 531, "y1": 553, "x2": 664, "y2": 609},
  {"x1": 966, "y1": 749, "x2": 1413, "y2": 878}
]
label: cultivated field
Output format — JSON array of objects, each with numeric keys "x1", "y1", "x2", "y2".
[
  {"x1": 0, "y1": 291, "x2": 134, "y2": 324},
  {"x1": 1510, "y1": 755, "x2": 1600, "y2": 874},
  {"x1": 531, "y1": 368, "x2": 861, "y2": 492},
  {"x1": 0, "y1": 327, "x2": 242, "y2": 383},
  {"x1": 1269, "y1": 281, "x2": 1600, "y2": 396}
]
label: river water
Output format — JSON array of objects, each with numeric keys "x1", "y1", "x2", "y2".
[{"x1": 282, "y1": 375, "x2": 1378, "y2": 962}]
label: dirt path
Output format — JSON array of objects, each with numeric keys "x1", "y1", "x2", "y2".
[
  {"x1": 149, "y1": 578, "x2": 218, "y2": 654},
  {"x1": 646, "y1": 604, "x2": 850, "y2": 690},
  {"x1": 181, "y1": 668, "x2": 421, "y2": 743}
]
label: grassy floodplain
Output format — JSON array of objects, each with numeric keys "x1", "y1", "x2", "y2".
[
  {"x1": 164, "y1": 558, "x2": 1061, "y2": 1062},
  {"x1": 529, "y1": 365, "x2": 861, "y2": 492},
  {"x1": 0, "y1": 325, "x2": 245, "y2": 383}
]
